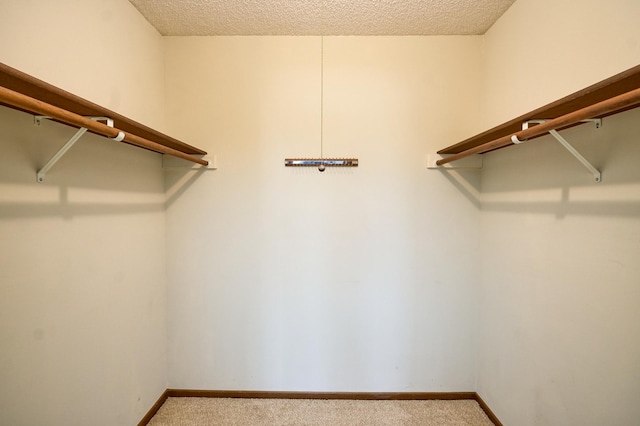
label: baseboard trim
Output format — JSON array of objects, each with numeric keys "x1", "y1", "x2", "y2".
[
  {"x1": 167, "y1": 389, "x2": 476, "y2": 400},
  {"x1": 474, "y1": 393, "x2": 503, "y2": 426},
  {"x1": 138, "y1": 389, "x2": 502, "y2": 426},
  {"x1": 137, "y1": 388, "x2": 169, "y2": 426}
]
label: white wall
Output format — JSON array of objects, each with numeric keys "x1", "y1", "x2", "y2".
[
  {"x1": 0, "y1": 1, "x2": 168, "y2": 424},
  {"x1": 164, "y1": 36, "x2": 484, "y2": 392},
  {"x1": 478, "y1": 0, "x2": 640, "y2": 425}
]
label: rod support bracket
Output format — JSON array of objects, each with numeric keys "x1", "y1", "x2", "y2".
[
  {"x1": 523, "y1": 118, "x2": 601, "y2": 130},
  {"x1": 521, "y1": 119, "x2": 602, "y2": 183},
  {"x1": 112, "y1": 131, "x2": 125, "y2": 142},
  {"x1": 35, "y1": 116, "x2": 115, "y2": 183},
  {"x1": 35, "y1": 115, "x2": 115, "y2": 128},
  {"x1": 511, "y1": 135, "x2": 525, "y2": 144}
]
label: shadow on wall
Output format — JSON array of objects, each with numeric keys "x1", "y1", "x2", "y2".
[
  {"x1": 439, "y1": 169, "x2": 482, "y2": 210},
  {"x1": 0, "y1": 106, "x2": 202, "y2": 218},
  {"x1": 165, "y1": 167, "x2": 207, "y2": 209},
  {"x1": 434, "y1": 108, "x2": 640, "y2": 219}
]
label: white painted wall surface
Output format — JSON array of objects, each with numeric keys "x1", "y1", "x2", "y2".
[
  {"x1": 164, "y1": 36, "x2": 483, "y2": 392},
  {"x1": 478, "y1": 0, "x2": 640, "y2": 424},
  {"x1": 0, "y1": 0, "x2": 166, "y2": 130},
  {"x1": 0, "y1": 1, "x2": 168, "y2": 424}
]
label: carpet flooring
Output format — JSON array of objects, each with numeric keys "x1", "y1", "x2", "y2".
[{"x1": 147, "y1": 397, "x2": 495, "y2": 425}]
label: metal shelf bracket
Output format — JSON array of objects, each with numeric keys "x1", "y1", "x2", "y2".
[
  {"x1": 35, "y1": 116, "x2": 123, "y2": 183},
  {"x1": 511, "y1": 119, "x2": 602, "y2": 183}
]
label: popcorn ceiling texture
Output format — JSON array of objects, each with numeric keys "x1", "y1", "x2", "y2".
[{"x1": 128, "y1": 0, "x2": 516, "y2": 36}]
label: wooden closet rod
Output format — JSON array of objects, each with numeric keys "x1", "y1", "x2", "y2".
[
  {"x1": 0, "y1": 86, "x2": 208, "y2": 166},
  {"x1": 436, "y1": 87, "x2": 640, "y2": 166}
]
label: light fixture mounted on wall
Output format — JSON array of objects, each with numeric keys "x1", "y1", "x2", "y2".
[
  {"x1": 284, "y1": 36, "x2": 358, "y2": 173},
  {"x1": 284, "y1": 158, "x2": 359, "y2": 171}
]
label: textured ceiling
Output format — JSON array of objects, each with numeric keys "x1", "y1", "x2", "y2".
[{"x1": 128, "y1": 0, "x2": 516, "y2": 36}]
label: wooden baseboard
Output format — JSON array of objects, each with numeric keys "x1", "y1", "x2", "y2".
[
  {"x1": 137, "y1": 389, "x2": 169, "y2": 426},
  {"x1": 138, "y1": 389, "x2": 502, "y2": 426},
  {"x1": 475, "y1": 393, "x2": 503, "y2": 426},
  {"x1": 167, "y1": 389, "x2": 477, "y2": 400}
]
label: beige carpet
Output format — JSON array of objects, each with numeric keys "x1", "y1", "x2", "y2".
[{"x1": 147, "y1": 397, "x2": 495, "y2": 425}]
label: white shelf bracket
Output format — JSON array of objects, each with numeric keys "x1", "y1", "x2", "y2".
[
  {"x1": 523, "y1": 118, "x2": 601, "y2": 131},
  {"x1": 517, "y1": 119, "x2": 602, "y2": 183},
  {"x1": 549, "y1": 128, "x2": 602, "y2": 183},
  {"x1": 35, "y1": 116, "x2": 119, "y2": 183}
]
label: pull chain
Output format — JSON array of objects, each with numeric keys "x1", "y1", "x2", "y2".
[{"x1": 319, "y1": 36, "x2": 325, "y2": 171}]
